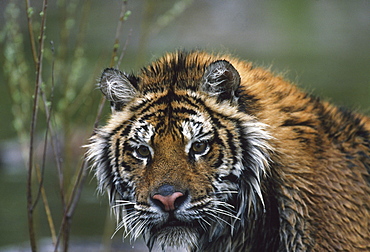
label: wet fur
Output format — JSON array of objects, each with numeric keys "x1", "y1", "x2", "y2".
[{"x1": 86, "y1": 51, "x2": 370, "y2": 251}]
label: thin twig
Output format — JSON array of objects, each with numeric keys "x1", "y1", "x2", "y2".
[
  {"x1": 32, "y1": 41, "x2": 55, "y2": 210},
  {"x1": 45, "y1": 40, "x2": 66, "y2": 209},
  {"x1": 36, "y1": 40, "x2": 58, "y2": 246},
  {"x1": 117, "y1": 28, "x2": 133, "y2": 68},
  {"x1": 25, "y1": 0, "x2": 38, "y2": 65},
  {"x1": 26, "y1": 0, "x2": 48, "y2": 251},
  {"x1": 110, "y1": 0, "x2": 128, "y2": 68},
  {"x1": 31, "y1": 97, "x2": 51, "y2": 210},
  {"x1": 35, "y1": 165, "x2": 57, "y2": 245}
]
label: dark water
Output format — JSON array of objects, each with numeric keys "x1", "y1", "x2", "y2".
[{"x1": 0, "y1": 0, "x2": 369, "y2": 250}]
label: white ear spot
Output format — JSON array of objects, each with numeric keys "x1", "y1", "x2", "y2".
[{"x1": 99, "y1": 68, "x2": 137, "y2": 105}]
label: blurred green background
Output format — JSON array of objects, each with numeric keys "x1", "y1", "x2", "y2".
[{"x1": 0, "y1": 0, "x2": 369, "y2": 251}]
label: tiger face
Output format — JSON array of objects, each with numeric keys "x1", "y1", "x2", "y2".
[{"x1": 86, "y1": 53, "x2": 272, "y2": 250}]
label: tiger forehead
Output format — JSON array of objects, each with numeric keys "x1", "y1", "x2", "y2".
[
  {"x1": 128, "y1": 89, "x2": 210, "y2": 126},
  {"x1": 124, "y1": 88, "x2": 249, "y2": 144},
  {"x1": 130, "y1": 107, "x2": 213, "y2": 143}
]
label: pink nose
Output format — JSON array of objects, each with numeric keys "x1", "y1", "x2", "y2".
[{"x1": 152, "y1": 192, "x2": 184, "y2": 211}]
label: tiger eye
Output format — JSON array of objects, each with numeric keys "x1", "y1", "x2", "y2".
[
  {"x1": 191, "y1": 141, "x2": 207, "y2": 154},
  {"x1": 136, "y1": 145, "x2": 150, "y2": 158}
]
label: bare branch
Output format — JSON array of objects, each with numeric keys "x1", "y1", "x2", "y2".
[{"x1": 26, "y1": 0, "x2": 49, "y2": 251}]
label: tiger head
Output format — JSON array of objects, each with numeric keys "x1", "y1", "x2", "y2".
[{"x1": 86, "y1": 51, "x2": 272, "y2": 250}]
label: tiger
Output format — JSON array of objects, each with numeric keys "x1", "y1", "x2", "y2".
[{"x1": 86, "y1": 51, "x2": 370, "y2": 251}]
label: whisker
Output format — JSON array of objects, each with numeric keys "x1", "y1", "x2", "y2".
[
  {"x1": 111, "y1": 220, "x2": 127, "y2": 239},
  {"x1": 111, "y1": 210, "x2": 140, "y2": 239},
  {"x1": 115, "y1": 199, "x2": 135, "y2": 203},
  {"x1": 203, "y1": 210, "x2": 234, "y2": 228},
  {"x1": 209, "y1": 207, "x2": 240, "y2": 220},
  {"x1": 112, "y1": 202, "x2": 135, "y2": 208},
  {"x1": 122, "y1": 212, "x2": 140, "y2": 230},
  {"x1": 212, "y1": 190, "x2": 238, "y2": 195},
  {"x1": 120, "y1": 211, "x2": 137, "y2": 224},
  {"x1": 124, "y1": 216, "x2": 146, "y2": 239},
  {"x1": 113, "y1": 199, "x2": 135, "y2": 206},
  {"x1": 212, "y1": 200, "x2": 236, "y2": 210},
  {"x1": 197, "y1": 215, "x2": 211, "y2": 231},
  {"x1": 132, "y1": 218, "x2": 149, "y2": 241}
]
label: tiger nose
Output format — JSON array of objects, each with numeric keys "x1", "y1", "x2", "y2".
[{"x1": 151, "y1": 184, "x2": 186, "y2": 211}]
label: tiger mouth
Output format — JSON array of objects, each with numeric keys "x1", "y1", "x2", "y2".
[
  {"x1": 155, "y1": 215, "x2": 197, "y2": 231},
  {"x1": 163, "y1": 218, "x2": 192, "y2": 227}
]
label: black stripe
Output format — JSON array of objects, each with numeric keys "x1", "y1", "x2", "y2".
[
  {"x1": 114, "y1": 138, "x2": 120, "y2": 173},
  {"x1": 281, "y1": 118, "x2": 316, "y2": 129},
  {"x1": 226, "y1": 128, "x2": 239, "y2": 167},
  {"x1": 172, "y1": 107, "x2": 198, "y2": 116},
  {"x1": 221, "y1": 173, "x2": 239, "y2": 183},
  {"x1": 120, "y1": 120, "x2": 134, "y2": 137},
  {"x1": 212, "y1": 133, "x2": 225, "y2": 169}
]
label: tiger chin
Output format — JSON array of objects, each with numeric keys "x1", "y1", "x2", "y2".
[{"x1": 86, "y1": 51, "x2": 370, "y2": 251}]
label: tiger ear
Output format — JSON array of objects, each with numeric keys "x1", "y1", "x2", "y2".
[
  {"x1": 201, "y1": 60, "x2": 241, "y2": 104},
  {"x1": 99, "y1": 68, "x2": 137, "y2": 112}
]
